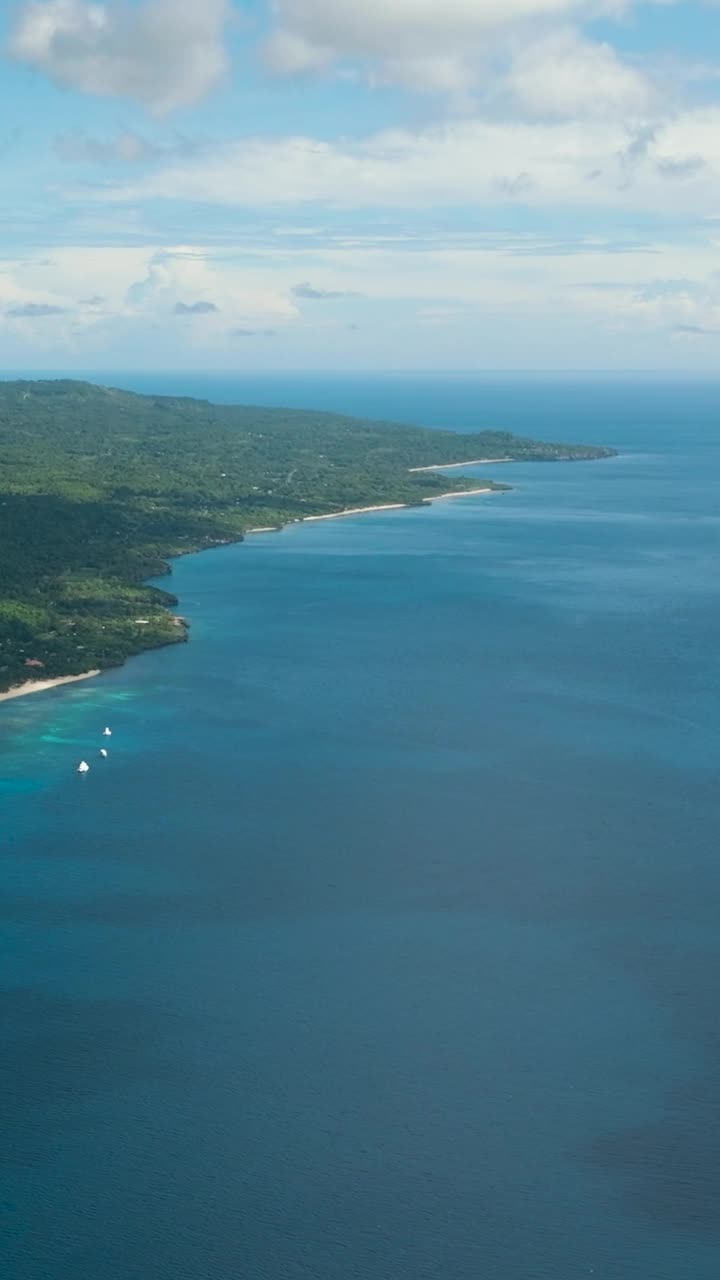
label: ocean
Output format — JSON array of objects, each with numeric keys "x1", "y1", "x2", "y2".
[{"x1": 2, "y1": 374, "x2": 720, "y2": 1279}]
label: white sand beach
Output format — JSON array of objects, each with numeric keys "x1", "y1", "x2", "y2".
[
  {"x1": 408, "y1": 458, "x2": 513, "y2": 472},
  {"x1": 302, "y1": 489, "x2": 496, "y2": 523},
  {"x1": 428, "y1": 487, "x2": 495, "y2": 502},
  {"x1": 303, "y1": 503, "x2": 409, "y2": 521},
  {"x1": 0, "y1": 670, "x2": 101, "y2": 703},
  {"x1": 425, "y1": 483, "x2": 491, "y2": 499}
]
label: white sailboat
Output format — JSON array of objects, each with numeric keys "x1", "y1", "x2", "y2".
[
  {"x1": 100, "y1": 748, "x2": 108, "y2": 759},
  {"x1": 77, "y1": 761, "x2": 90, "y2": 773},
  {"x1": 103, "y1": 727, "x2": 112, "y2": 737}
]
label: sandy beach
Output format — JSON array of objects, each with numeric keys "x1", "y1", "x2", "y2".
[
  {"x1": 302, "y1": 502, "x2": 409, "y2": 522},
  {"x1": 429, "y1": 487, "x2": 495, "y2": 502},
  {"x1": 0, "y1": 670, "x2": 101, "y2": 704},
  {"x1": 408, "y1": 457, "x2": 513, "y2": 472},
  {"x1": 300, "y1": 490, "x2": 495, "y2": 523}
]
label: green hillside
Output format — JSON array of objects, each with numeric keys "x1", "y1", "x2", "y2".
[{"x1": 0, "y1": 379, "x2": 614, "y2": 690}]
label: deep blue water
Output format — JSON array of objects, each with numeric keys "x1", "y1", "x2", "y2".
[{"x1": 3, "y1": 375, "x2": 720, "y2": 1279}]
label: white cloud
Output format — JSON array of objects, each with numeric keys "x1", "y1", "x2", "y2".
[
  {"x1": 620, "y1": 275, "x2": 720, "y2": 336},
  {"x1": 9, "y1": 0, "x2": 230, "y2": 112},
  {"x1": 97, "y1": 109, "x2": 720, "y2": 213},
  {"x1": 3, "y1": 234, "x2": 720, "y2": 368},
  {"x1": 265, "y1": 28, "x2": 335, "y2": 76},
  {"x1": 5, "y1": 0, "x2": 689, "y2": 125},
  {"x1": 264, "y1": 0, "x2": 641, "y2": 97},
  {"x1": 0, "y1": 245, "x2": 300, "y2": 358},
  {"x1": 124, "y1": 248, "x2": 299, "y2": 336},
  {"x1": 267, "y1": 0, "x2": 583, "y2": 65},
  {"x1": 506, "y1": 29, "x2": 655, "y2": 119}
]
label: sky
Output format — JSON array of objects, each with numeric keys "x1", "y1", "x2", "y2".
[{"x1": 1, "y1": 0, "x2": 720, "y2": 371}]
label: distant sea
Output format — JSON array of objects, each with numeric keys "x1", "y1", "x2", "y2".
[{"x1": 3, "y1": 374, "x2": 720, "y2": 1280}]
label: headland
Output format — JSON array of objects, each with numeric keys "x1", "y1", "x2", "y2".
[{"x1": 0, "y1": 378, "x2": 615, "y2": 697}]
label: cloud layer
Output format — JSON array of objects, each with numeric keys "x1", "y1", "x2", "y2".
[
  {"x1": 4, "y1": 1, "x2": 720, "y2": 369},
  {"x1": 10, "y1": 0, "x2": 230, "y2": 112},
  {"x1": 99, "y1": 108, "x2": 720, "y2": 213},
  {"x1": 263, "y1": 0, "x2": 660, "y2": 105},
  {"x1": 266, "y1": 0, "x2": 584, "y2": 80}
]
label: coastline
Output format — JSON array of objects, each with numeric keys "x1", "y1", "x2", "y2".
[
  {"x1": 302, "y1": 502, "x2": 410, "y2": 522},
  {"x1": 0, "y1": 489, "x2": 496, "y2": 704},
  {"x1": 0, "y1": 486, "x2": 498, "y2": 704},
  {"x1": 429, "y1": 487, "x2": 495, "y2": 501},
  {"x1": 409, "y1": 457, "x2": 513, "y2": 472},
  {"x1": 0, "y1": 669, "x2": 101, "y2": 704},
  {"x1": 300, "y1": 487, "x2": 495, "y2": 523}
]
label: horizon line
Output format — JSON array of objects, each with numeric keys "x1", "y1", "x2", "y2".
[{"x1": 2, "y1": 368, "x2": 720, "y2": 379}]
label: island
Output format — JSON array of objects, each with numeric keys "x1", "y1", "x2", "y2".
[{"x1": 0, "y1": 379, "x2": 615, "y2": 695}]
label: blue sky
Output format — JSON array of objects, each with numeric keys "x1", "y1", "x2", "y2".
[{"x1": 1, "y1": 0, "x2": 720, "y2": 371}]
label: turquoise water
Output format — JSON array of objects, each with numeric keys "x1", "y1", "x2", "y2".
[{"x1": 3, "y1": 376, "x2": 720, "y2": 1279}]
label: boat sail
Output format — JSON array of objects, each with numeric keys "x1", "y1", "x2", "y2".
[
  {"x1": 100, "y1": 749, "x2": 108, "y2": 758},
  {"x1": 103, "y1": 727, "x2": 112, "y2": 737},
  {"x1": 77, "y1": 761, "x2": 90, "y2": 773}
]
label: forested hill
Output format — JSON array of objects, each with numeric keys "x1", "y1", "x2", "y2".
[{"x1": 0, "y1": 379, "x2": 614, "y2": 691}]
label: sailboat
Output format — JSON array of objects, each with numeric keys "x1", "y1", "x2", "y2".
[
  {"x1": 77, "y1": 761, "x2": 90, "y2": 773},
  {"x1": 103, "y1": 727, "x2": 112, "y2": 737},
  {"x1": 100, "y1": 748, "x2": 108, "y2": 759}
]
